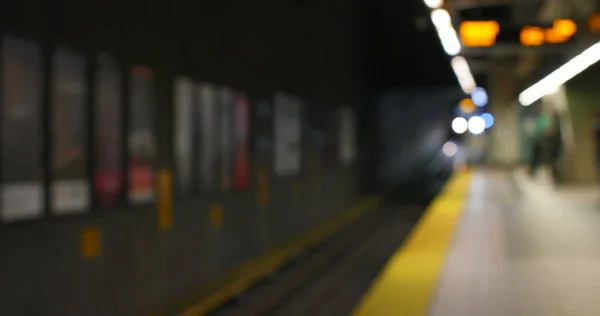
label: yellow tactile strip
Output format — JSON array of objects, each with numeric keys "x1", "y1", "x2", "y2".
[{"x1": 353, "y1": 171, "x2": 472, "y2": 316}]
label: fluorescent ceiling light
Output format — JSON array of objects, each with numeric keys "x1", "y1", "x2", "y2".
[
  {"x1": 424, "y1": 0, "x2": 443, "y2": 9},
  {"x1": 437, "y1": 26, "x2": 461, "y2": 55},
  {"x1": 451, "y1": 56, "x2": 476, "y2": 94},
  {"x1": 519, "y1": 41, "x2": 600, "y2": 106},
  {"x1": 431, "y1": 9, "x2": 451, "y2": 29},
  {"x1": 427, "y1": 6, "x2": 474, "y2": 91}
]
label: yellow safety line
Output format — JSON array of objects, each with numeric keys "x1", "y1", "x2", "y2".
[
  {"x1": 353, "y1": 171, "x2": 472, "y2": 316},
  {"x1": 181, "y1": 195, "x2": 382, "y2": 316}
]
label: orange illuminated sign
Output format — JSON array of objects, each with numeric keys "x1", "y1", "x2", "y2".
[
  {"x1": 520, "y1": 26, "x2": 545, "y2": 46},
  {"x1": 588, "y1": 14, "x2": 600, "y2": 33},
  {"x1": 553, "y1": 19, "x2": 577, "y2": 38},
  {"x1": 520, "y1": 19, "x2": 576, "y2": 46},
  {"x1": 545, "y1": 28, "x2": 562, "y2": 44},
  {"x1": 459, "y1": 21, "x2": 500, "y2": 47}
]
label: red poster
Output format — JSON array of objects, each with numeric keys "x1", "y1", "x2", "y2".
[
  {"x1": 127, "y1": 66, "x2": 156, "y2": 204},
  {"x1": 94, "y1": 54, "x2": 123, "y2": 207},
  {"x1": 94, "y1": 170, "x2": 122, "y2": 206}
]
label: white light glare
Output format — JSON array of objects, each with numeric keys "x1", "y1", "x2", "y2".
[
  {"x1": 427, "y1": 4, "x2": 472, "y2": 90},
  {"x1": 452, "y1": 117, "x2": 468, "y2": 134},
  {"x1": 430, "y1": 9, "x2": 461, "y2": 56},
  {"x1": 431, "y1": 9, "x2": 451, "y2": 29},
  {"x1": 471, "y1": 87, "x2": 488, "y2": 107},
  {"x1": 468, "y1": 116, "x2": 486, "y2": 134},
  {"x1": 519, "y1": 41, "x2": 600, "y2": 106},
  {"x1": 442, "y1": 141, "x2": 458, "y2": 157},
  {"x1": 451, "y1": 56, "x2": 476, "y2": 94},
  {"x1": 424, "y1": 0, "x2": 443, "y2": 9},
  {"x1": 437, "y1": 26, "x2": 462, "y2": 56}
]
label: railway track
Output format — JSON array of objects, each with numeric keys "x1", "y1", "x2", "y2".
[{"x1": 208, "y1": 205, "x2": 423, "y2": 316}]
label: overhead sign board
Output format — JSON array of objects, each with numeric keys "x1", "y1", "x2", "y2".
[
  {"x1": 520, "y1": 19, "x2": 576, "y2": 46},
  {"x1": 460, "y1": 21, "x2": 500, "y2": 47},
  {"x1": 458, "y1": 18, "x2": 577, "y2": 47}
]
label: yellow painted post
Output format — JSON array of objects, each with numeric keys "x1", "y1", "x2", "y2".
[
  {"x1": 257, "y1": 165, "x2": 270, "y2": 209},
  {"x1": 157, "y1": 169, "x2": 173, "y2": 232},
  {"x1": 81, "y1": 227, "x2": 102, "y2": 259},
  {"x1": 209, "y1": 203, "x2": 224, "y2": 228}
]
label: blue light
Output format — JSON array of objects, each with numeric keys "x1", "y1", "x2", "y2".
[
  {"x1": 481, "y1": 113, "x2": 494, "y2": 128},
  {"x1": 471, "y1": 87, "x2": 488, "y2": 107}
]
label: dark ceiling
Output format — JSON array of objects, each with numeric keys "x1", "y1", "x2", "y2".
[
  {"x1": 363, "y1": 0, "x2": 459, "y2": 90},
  {"x1": 1, "y1": 0, "x2": 461, "y2": 103}
]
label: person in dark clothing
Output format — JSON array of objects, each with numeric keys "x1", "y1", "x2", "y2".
[
  {"x1": 529, "y1": 111, "x2": 551, "y2": 177},
  {"x1": 529, "y1": 139, "x2": 542, "y2": 176},
  {"x1": 548, "y1": 112, "x2": 563, "y2": 184},
  {"x1": 529, "y1": 109, "x2": 563, "y2": 183}
]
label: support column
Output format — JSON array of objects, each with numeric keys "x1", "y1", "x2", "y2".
[
  {"x1": 562, "y1": 63, "x2": 600, "y2": 184},
  {"x1": 485, "y1": 65, "x2": 520, "y2": 167}
]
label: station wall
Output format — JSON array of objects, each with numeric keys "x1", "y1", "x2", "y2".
[{"x1": 0, "y1": 0, "x2": 365, "y2": 315}]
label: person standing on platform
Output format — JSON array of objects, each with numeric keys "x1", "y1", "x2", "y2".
[
  {"x1": 529, "y1": 109, "x2": 552, "y2": 177},
  {"x1": 547, "y1": 112, "x2": 563, "y2": 185}
]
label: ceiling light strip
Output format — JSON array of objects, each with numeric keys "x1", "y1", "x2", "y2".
[
  {"x1": 519, "y1": 41, "x2": 600, "y2": 106},
  {"x1": 426, "y1": 3, "x2": 476, "y2": 94}
]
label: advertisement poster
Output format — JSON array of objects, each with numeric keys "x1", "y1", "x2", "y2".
[
  {"x1": 338, "y1": 107, "x2": 356, "y2": 165},
  {"x1": 173, "y1": 77, "x2": 194, "y2": 195},
  {"x1": 254, "y1": 101, "x2": 273, "y2": 159},
  {"x1": 220, "y1": 87, "x2": 235, "y2": 190},
  {"x1": 234, "y1": 93, "x2": 250, "y2": 190},
  {"x1": 273, "y1": 92, "x2": 301, "y2": 176},
  {"x1": 128, "y1": 65, "x2": 156, "y2": 204},
  {"x1": 0, "y1": 36, "x2": 44, "y2": 221},
  {"x1": 198, "y1": 83, "x2": 218, "y2": 191},
  {"x1": 94, "y1": 54, "x2": 123, "y2": 207},
  {"x1": 51, "y1": 48, "x2": 89, "y2": 214}
]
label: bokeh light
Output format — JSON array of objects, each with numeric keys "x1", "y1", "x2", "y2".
[
  {"x1": 452, "y1": 117, "x2": 468, "y2": 134},
  {"x1": 459, "y1": 98, "x2": 476, "y2": 114},
  {"x1": 468, "y1": 116, "x2": 485, "y2": 134},
  {"x1": 471, "y1": 87, "x2": 488, "y2": 107},
  {"x1": 481, "y1": 112, "x2": 494, "y2": 128},
  {"x1": 442, "y1": 141, "x2": 458, "y2": 157}
]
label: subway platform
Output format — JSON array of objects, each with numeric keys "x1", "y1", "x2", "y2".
[
  {"x1": 355, "y1": 169, "x2": 600, "y2": 316},
  {"x1": 181, "y1": 168, "x2": 600, "y2": 316}
]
